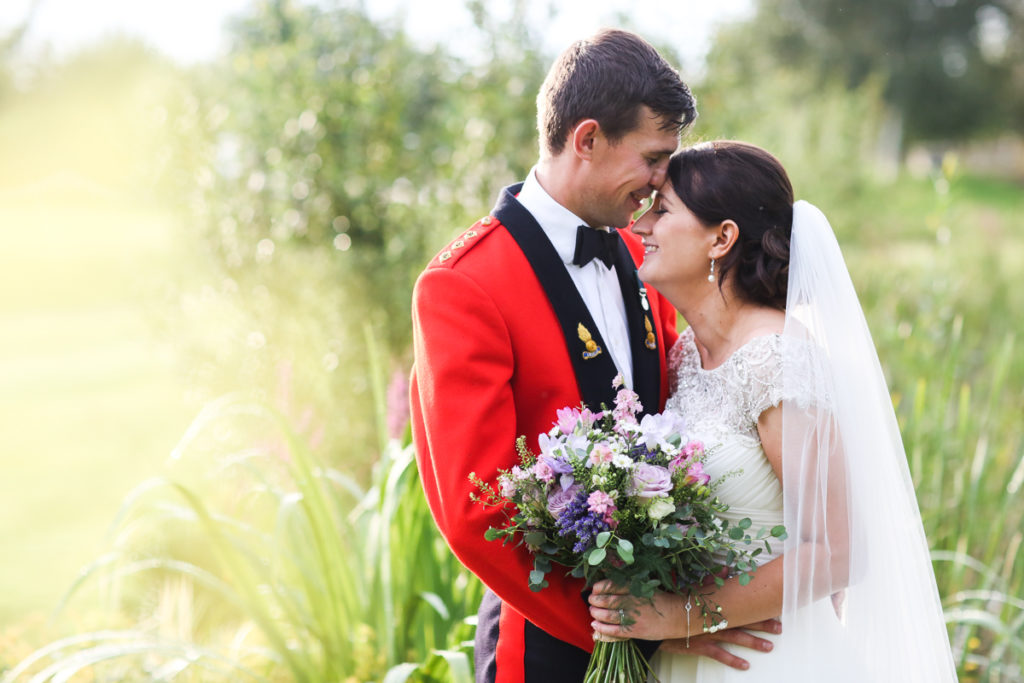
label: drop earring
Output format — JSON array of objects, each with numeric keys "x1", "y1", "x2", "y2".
[{"x1": 707, "y1": 258, "x2": 716, "y2": 283}]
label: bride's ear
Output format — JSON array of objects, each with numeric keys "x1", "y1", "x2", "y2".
[{"x1": 708, "y1": 219, "x2": 739, "y2": 259}]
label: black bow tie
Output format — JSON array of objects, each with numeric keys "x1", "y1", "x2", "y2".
[{"x1": 572, "y1": 225, "x2": 621, "y2": 270}]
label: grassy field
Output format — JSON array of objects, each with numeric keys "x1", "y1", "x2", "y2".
[{"x1": 0, "y1": 190, "x2": 197, "y2": 627}]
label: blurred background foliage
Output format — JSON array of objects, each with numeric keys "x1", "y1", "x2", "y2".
[{"x1": 1, "y1": 0, "x2": 1021, "y2": 681}]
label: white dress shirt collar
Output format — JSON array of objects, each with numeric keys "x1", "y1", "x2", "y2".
[{"x1": 516, "y1": 166, "x2": 594, "y2": 266}]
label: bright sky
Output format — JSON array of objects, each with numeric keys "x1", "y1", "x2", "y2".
[{"x1": 0, "y1": 0, "x2": 753, "y2": 70}]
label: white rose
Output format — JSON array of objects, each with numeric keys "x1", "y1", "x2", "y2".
[{"x1": 648, "y1": 498, "x2": 676, "y2": 521}]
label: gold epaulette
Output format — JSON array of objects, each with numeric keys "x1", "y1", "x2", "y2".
[{"x1": 432, "y1": 215, "x2": 498, "y2": 268}]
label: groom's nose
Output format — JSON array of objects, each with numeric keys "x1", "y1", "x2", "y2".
[{"x1": 650, "y1": 159, "x2": 669, "y2": 189}]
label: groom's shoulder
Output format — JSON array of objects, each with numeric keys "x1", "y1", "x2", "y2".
[{"x1": 423, "y1": 215, "x2": 508, "y2": 272}]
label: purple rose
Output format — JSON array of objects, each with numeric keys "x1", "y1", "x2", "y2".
[
  {"x1": 631, "y1": 463, "x2": 672, "y2": 498},
  {"x1": 547, "y1": 484, "x2": 581, "y2": 519}
]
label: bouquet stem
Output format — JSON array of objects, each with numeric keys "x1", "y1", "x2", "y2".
[{"x1": 584, "y1": 639, "x2": 656, "y2": 683}]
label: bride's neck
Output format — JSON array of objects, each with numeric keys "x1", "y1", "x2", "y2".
[{"x1": 681, "y1": 288, "x2": 780, "y2": 370}]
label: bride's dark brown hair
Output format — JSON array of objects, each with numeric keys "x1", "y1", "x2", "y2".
[{"x1": 667, "y1": 141, "x2": 793, "y2": 310}]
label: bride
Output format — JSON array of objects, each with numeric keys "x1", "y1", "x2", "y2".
[{"x1": 587, "y1": 141, "x2": 957, "y2": 681}]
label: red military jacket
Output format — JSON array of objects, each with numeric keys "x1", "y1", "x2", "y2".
[{"x1": 410, "y1": 183, "x2": 678, "y2": 681}]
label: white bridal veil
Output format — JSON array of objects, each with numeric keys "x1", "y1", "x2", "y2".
[{"x1": 778, "y1": 201, "x2": 957, "y2": 680}]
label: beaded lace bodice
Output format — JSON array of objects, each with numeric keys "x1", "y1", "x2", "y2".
[{"x1": 666, "y1": 327, "x2": 796, "y2": 447}]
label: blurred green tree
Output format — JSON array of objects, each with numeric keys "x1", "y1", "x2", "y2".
[
  {"x1": 166, "y1": 0, "x2": 549, "y2": 469},
  {"x1": 733, "y1": 0, "x2": 1023, "y2": 146},
  {"x1": 0, "y1": 0, "x2": 41, "y2": 102}
]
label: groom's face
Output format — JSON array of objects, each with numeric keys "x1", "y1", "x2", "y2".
[{"x1": 578, "y1": 107, "x2": 679, "y2": 229}]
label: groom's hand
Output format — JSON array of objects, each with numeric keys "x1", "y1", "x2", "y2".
[{"x1": 658, "y1": 619, "x2": 782, "y2": 671}]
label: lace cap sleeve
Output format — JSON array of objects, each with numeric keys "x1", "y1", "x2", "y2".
[
  {"x1": 666, "y1": 327, "x2": 694, "y2": 398},
  {"x1": 743, "y1": 334, "x2": 826, "y2": 423}
]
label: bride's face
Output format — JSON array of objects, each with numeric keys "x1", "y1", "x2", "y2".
[{"x1": 631, "y1": 182, "x2": 716, "y2": 293}]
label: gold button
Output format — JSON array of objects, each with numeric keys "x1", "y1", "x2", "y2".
[
  {"x1": 585, "y1": 340, "x2": 597, "y2": 352},
  {"x1": 481, "y1": 216, "x2": 492, "y2": 226}
]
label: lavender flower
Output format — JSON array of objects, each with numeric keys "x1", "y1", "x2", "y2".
[{"x1": 556, "y1": 490, "x2": 612, "y2": 553}]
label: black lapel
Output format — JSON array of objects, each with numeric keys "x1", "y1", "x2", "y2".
[
  {"x1": 612, "y1": 238, "x2": 662, "y2": 416},
  {"x1": 492, "y1": 184, "x2": 619, "y2": 412}
]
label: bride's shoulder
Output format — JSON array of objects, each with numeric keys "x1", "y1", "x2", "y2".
[
  {"x1": 667, "y1": 327, "x2": 698, "y2": 389},
  {"x1": 669, "y1": 326, "x2": 697, "y2": 359},
  {"x1": 741, "y1": 332, "x2": 830, "y2": 417}
]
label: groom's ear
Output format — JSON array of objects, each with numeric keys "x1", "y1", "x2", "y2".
[
  {"x1": 570, "y1": 119, "x2": 600, "y2": 160},
  {"x1": 709, "y1": 219, "x2": 739, "y2": 259}
]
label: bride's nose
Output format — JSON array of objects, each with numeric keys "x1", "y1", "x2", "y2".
[{"x1": 631, "y1": 205, "x2": 655, "y2": 235}]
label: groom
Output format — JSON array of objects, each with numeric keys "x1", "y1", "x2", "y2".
[{"x1": 411, "y1": 29, "x2": 771, "y2": 682}]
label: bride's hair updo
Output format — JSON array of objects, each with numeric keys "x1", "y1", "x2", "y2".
[{"x1": 667, "y1": 140, "x2": 793, "y2": 310}]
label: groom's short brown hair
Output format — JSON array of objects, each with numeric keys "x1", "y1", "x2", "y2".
[{"x1": 537, "y1": 28, "x2": 697, "y2": 156}]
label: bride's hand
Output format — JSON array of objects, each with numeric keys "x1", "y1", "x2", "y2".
[{"x1": 588, "y1": 580, "x2": 686, "y2": 641}]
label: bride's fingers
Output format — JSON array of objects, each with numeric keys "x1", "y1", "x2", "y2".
[
  {"x1": 590, "y1": 580, "x2": 629, "y2": 595},
  {"x1": 588, "y1": 605, "x2": 626, "y2": 625},
  {"x1": 587, "y1": 592, "x2": 629, "y2": 609},
  {"x1": 591, "y1": 619, "x2": 629, "y2": 640}
]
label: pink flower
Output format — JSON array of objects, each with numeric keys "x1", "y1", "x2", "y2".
[
  {"x1": 669, "y1": 440, "x2": 705, "y2": 473},
  {"x1": 587, "y1": 490, "x2": 616, "y2": 516},
  {"x1": 631, "y1": 463, "x2": 673, "y2": 498},
  {"x1": 532, "y1": 460, "x2": 555, "y2": 483},
  {"x1": 578, "y1": 408, "x2": 599, "y2": 430},
  {"x1": 555, "y1": 407, "x2": 580, "y2": 435},
  {"x1": 498, "y1": 474, "x2": 516, "y2": 499},
  {"x1": 588, "y1": 443, "x2": 614, "y2": 467},
  {"x1": 613, "y1": 388, "x2": 642, "y2": 423},
  {"x1": 386, "y1": 369, "x2": 411, "y2": 440},
  {"x1": 684, "y1": 460, "x2": 711, "y2": 486}
]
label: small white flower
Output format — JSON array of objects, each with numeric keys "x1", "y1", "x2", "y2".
[{"x1": 612, "y1": 453, "x2": 634, "y2": 469}]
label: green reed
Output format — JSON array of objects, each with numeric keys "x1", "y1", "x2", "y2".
[{"x1": 3, "y1": 399, "x2": 481, "y2": 682}]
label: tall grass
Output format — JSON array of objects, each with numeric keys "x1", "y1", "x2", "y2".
[{"x1": 1, "y1": 390, "x2": 482, "y2": 682}]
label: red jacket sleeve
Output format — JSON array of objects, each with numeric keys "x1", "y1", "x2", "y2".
[{"x1": 410, "y1": 266, "x2": 595, "y2": 652}]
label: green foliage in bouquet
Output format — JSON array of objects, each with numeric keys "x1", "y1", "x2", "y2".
[{"x1": 472, "y1": 383, "x2": 786, "y2": 682}]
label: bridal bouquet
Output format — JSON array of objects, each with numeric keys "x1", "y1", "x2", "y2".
[{"x1": 471, "y1": 377, "x2": 785, "y2": 683}]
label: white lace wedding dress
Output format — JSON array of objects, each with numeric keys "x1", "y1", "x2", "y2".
[{"x1": 651, "y1": 327, "x2": 861, "y2": 683}]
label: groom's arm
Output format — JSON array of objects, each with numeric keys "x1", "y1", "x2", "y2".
[
  {"x1": 410, "y1": 264, "x2": 595, "y2": 653},
  {"x1": 660, "y1": 619, "x2": 782, "y2": 670}
]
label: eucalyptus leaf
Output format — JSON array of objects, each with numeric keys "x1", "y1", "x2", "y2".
[
  {"x1": 617, "y1": 544, "x2": 635, "y2": 564},
  {"x1": 524, "y1": 530, "x2": 546, "y2": 546}
]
